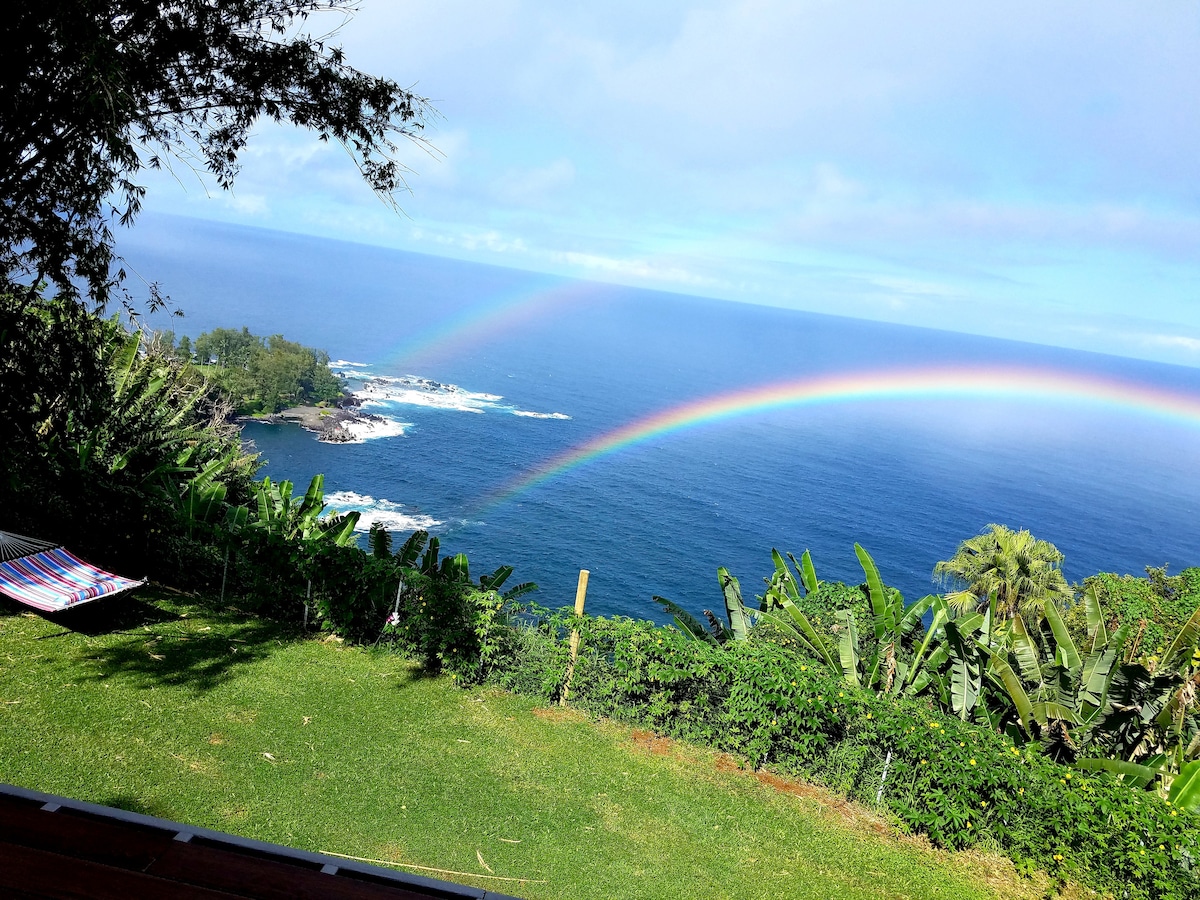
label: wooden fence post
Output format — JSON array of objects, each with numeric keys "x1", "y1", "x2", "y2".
[{"x1": 561, "y1": 569, "x2": 589, "y2": 706}]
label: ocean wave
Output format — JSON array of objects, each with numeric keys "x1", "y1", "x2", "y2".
[
  {"x1": 333, "y1": 416, "x2": 412, "y2": 444},
  {"x1": 329, "y1": 360, "x2": 370, "y2": 368},
  {"x1": 354, "y1": 375, "x2": 503, "y2": 414},
  {"x1": 511, "y1": 410, "x2": 572, "y2": 419},
  {"x1": 352, "y1": 374, "x2": 571, "y2": 419},
  {"x1": 324, "y1": 491, "x2": 442, "y2": 533}
]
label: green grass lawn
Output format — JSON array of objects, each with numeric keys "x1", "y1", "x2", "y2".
[{"x1": 0, "y1": 589, "x2": 1059, "y2": 900}]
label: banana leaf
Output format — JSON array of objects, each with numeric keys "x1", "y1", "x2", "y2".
[
  {"x1": 796, "y1": 550, "x2": 818, "y2": 595},
  {"x1": 907, "y1": 642, "x2": 949, "y2": 696},
  {"x1": 1161, "y1": 603, "x2": 1200, "y2": 672},
  {"x1": 480, "y1": 566, "x2": 514, "y2": 591},
  {"x1": 836, "y1": 609, "x2": 860, "y2": 687},
  {"x1": 719, "y1": 568, "x2": 750, "y2": 642},
  {"x1": 1009, "y1": 614, "x2": 1042, "y2": 685},
  {"x1": 771, "y1": 550, "x2": 801, "y2": 601},
  {"x1": 980, "y1": 642, "x2": 1034, "y2": 736},
  {"x1": 1079, "y1": 623, "x2": 1129, "y2": 712},
  {"x1": 945, "y1": 621, "x2": 982, "y2": 719},
  {"x1": 500, "y1": 582, "x2": 538, "y2": 602},
  {"x1": 1083, "y1": 584, "x2": 1107, "y2": 649},
  {"x1": 768, "y1": 594, "x2": 836, "y2": 670},
  {"x1": 1167, "y1": 759, "x2": 1200, "y2": 813},
  {"x1": 1031, "y1": 700, "x2": 1081, "y2": 725},
  {"x1": 1044, "y1": 601, "x2": 1081, "y2": 674},
  {"x1": 906, "y1": 605, "x2": 947, "y2": 687},
  {"x1": 854, "y1": 543, "x2": 893, "y2": 640},
  {"x1": 654, "y1": 596, "x2": 717, "y2": 645},
  {"x1": 1075, "y1": 757, "x2": 1160, "y2": 789},
  {"x1": 395, "y1": 530, "x2": 429, "y2": 569}
]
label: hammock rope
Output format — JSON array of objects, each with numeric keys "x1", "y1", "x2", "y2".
[
  {"x1": 0, "y1": 531, "x2": 145, "y2": 612},
  {"x1": 0, "y1": 531, "x2": 60, "y2": 564}
]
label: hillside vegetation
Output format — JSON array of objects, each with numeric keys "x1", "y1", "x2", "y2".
[{"x1": 0, "y1": 590, "x2": 1056, "y2": 900}]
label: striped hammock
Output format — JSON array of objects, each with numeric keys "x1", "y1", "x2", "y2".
[{"x1": 0, "y1": 531, "x2": 145, "y2": 613}]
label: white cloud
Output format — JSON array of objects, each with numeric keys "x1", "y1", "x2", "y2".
[{"x1": 1141, "y1": 334, "x2": 1200, "y2": 353}]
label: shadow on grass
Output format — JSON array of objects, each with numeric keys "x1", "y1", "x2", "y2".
[
  {"x1": 40, "y1": 594, "x2": 182, "y2": 636},
  {"x1": 15, "y1": 587, "x2": 302, "y2": 693},
  {"x1": 78, "y1": 613, "x2": 290, "y2": 693},
  {"x1": 0, "y1": 588, "x2": 180, "y2": 636}
]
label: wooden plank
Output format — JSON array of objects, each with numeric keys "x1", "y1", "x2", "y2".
[
  {"x1": 0, "y1": 841, "x2": 244, "y2": 900},
  {"x1": 146, "y1": 839, "x2": 446, "y2": 900},
  {"x1": 0, "y1": 797, "x2": 174, "y2": 871}
]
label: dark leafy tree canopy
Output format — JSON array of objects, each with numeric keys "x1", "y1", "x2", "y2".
[{"x1": 1, "y1": 0, "x2": 431, "y2": 309}]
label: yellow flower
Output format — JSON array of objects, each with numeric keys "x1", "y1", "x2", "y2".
[
  {"x1": 959, "y1": 742, "x2": 965, "y2": 747},
  {"x1": 771, "y1": 719, "x2": 777, "y2": 726},
  {"x1": 969, "y1": 759, "x2": 976, "y2": 765},
  {"x1": 1018, "y1": 788, "x2": 1024, "y2": 795},
  {"x1": 866, "y1": 712, "x2": 872, "y2": 719},
  {"x1": 790, "y1": 680, "x2": 797, "y2": 686},
  {"x1": 801, "y1": 665, "x2": 808, "y2": 671},
  {"x1": 838, "y1": 692, "x2": 844, "y2": 698},
  {"x1": 929, "y1": 722, "x2": 939, "y2": 728},
  {"x1": 1065, "y1": 773, "x2": 1072, "y2": 780},
  {"x1": 920, "y1": 759, "x2": 927, "y2": 765},
  {"x1": 980, "y1": 800, "x2": 987, "y2": 807},
  {"x1": 965, "y1": 821, "x2": 971, "y2": 829},
  {"x1": 1052, "y1": 854, "x2": 1063, "y2": 862}
]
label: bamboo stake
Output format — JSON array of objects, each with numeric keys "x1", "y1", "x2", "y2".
[
  {"x1": 560, "y1": 569, "x2": 589, "y2": 706},
  {"x1": 219, "y1": 545, "x2": 229, "y2": 604}
]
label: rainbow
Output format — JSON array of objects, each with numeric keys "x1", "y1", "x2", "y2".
[
  {"x1": 483, "y1": 364, "x2": 1200, "y2": 509},
  {"x1": 380, "y1": 278, "x2": 606, "y2": 371}
]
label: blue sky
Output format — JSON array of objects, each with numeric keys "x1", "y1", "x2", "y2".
[{"x1": 135, "y1": 1, "x2": 1200, "y2": 366}]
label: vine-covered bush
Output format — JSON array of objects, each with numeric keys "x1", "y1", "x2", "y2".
[
  {"x1": 1070, "y1": 569, "x2": 1200, "y2": 662},
  {"x1": 493, "y1": 611, "x2": 1200, "y2": 900}
]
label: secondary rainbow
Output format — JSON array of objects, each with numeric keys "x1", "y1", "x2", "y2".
[
  {"x1": 483, "y1": 364, "x2": 1200, "y2": 509},
  {"x1": 378, "y1": 279, "x2": 606, "y2": 371}
]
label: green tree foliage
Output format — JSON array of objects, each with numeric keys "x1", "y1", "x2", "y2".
[
  {"x1": 0, "y1": 290, "x2": 256, "y2": 572},
  {"x1": 1, "y1": 0, "x2": 431, "y2": 309},
  {"x1": 934, "y1": 523, "x2": 1073, "y2": 619},
  {"x1": 193, "y1": 327, "x2": 345, "y2": 413}
]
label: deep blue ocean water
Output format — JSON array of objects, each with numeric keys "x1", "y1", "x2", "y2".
[{"x1": 120, "y1": 214, "x2": 1200, "y2": 622}]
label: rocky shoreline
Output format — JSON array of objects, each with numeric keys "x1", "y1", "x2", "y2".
[{"x1": 240, "y1": 398, "x2": 391, "y2": 443}]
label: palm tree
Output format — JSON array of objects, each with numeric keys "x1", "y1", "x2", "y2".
[{"x1": 934, "y1": 524, "x2": 1072, "y2": 619}]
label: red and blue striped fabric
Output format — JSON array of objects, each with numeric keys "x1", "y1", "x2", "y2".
[{"x1": 0, "y1": 548, "x2": 144, "y2": 612}]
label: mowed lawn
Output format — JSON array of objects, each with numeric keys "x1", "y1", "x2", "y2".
[{"x1": 0, "y1": 590, "x2": 1052, "y2": 900}]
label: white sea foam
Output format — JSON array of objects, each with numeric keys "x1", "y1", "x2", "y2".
[
  {"x1": 511, "y1": 410, "x2": 572, "y2": 419},
  {"x1": 324, "y1": 491, "x2": 442, "y2": 533},
  {"x1": 329, "y1": 360, "x2": 370, "y2": 368},
  {"x1": 352, "y1": 374, "x2": 571, "y2": 419},
  {"x1": 335, "y1": 416, "x2": 412, "y2": 443},
  {"x1": 353, "y1": 375, "x2": 503, "y2": 414}
]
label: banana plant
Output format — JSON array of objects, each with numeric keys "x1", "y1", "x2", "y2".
[{"x1": 249, "y1": 474, "x2": 359, "y2": 547}]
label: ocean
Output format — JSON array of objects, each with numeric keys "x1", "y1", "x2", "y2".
[{"x1": 119, "y1": 213, "x2": 1200, "y2": 622}]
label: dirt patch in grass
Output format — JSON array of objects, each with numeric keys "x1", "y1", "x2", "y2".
[
  {"x1": 629, "y1": 729, "x2": 674, "y2": 756},
  {"x1": 530, "y1": 706, "x2": 587, "y2": 724}
]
